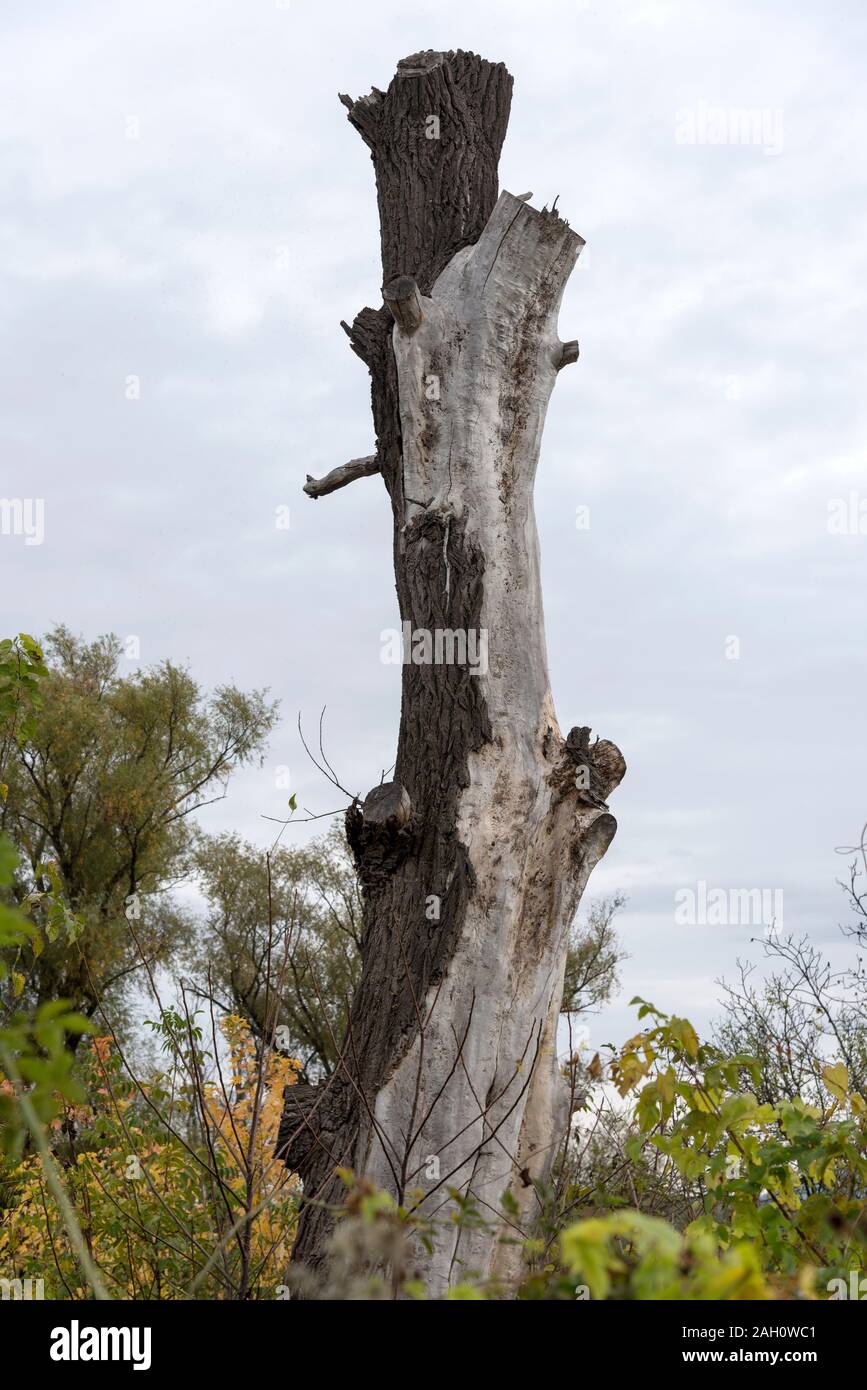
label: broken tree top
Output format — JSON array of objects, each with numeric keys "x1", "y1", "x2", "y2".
[
  {"x1": 305, "y1": 52, "x2": 581, "y2": 505},
  {"x1": 338, "y1": 50, "x2": 514, "y2": 291}
]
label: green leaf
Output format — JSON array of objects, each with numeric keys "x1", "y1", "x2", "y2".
[{"x1": 669, "y1": 1016, "x2": 700, "y2": 1058}]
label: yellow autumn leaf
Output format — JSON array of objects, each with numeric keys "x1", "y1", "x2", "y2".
[
  {"x1": 822, "y1": 1062, "x2": 849, "y2": 1103},
  {"x1": 615, "y1": 1050, "x2": 650, "y2": 1097},
  {"x1": 658, "y1": 1067, "x2": 676, "y2": 1105},
  {"x1": 670, "y1": 1016, "x2": 700, "y2": 1058}
]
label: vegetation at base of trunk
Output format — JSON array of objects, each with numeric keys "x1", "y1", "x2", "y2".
[
  {"x1": 272, "y1": 982, "x2": 867, "y2": 1300},
  {"x1": 1, "y1": 630, "x2": 864, "y2": 1300},
  {"x1": 2, "y1": 1014, "x2": 298, "y2": 1299}
]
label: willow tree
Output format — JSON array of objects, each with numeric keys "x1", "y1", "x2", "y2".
[{"x1": 281, "y1": 49, "x2": 625, "y2": 1292}]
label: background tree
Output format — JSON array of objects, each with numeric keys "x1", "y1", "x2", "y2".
[
  {"x1": 189, "y1": 825, "x2": 361, "y2": 1084},
  {"x1": 711, "y1": 826, "x2": 867, "y2": 1108},
  {"x1": 0, "y1": 627, "x2": 277, "y2": 1026},
  {"x1": 561, "y1": 894, "x2": 627, "y2": 1023},
  {"x1": 282, "y1": 50, "x2": 625, "y2": 1290},
  {"x1": 714, "y1": 949, "x2": 867, "y2": 1109}
]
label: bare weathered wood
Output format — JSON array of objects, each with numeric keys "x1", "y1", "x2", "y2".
[
  {"x1": 303, "y1": 455, "x2": 379, "y2": 500},
  {"x1": 558, "y1": 339, "x2": 580, "y2": 368}
]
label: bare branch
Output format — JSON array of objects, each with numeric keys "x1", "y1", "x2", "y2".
[{"x1": 303, "y1": 455, "x2": 380, "y2": 500}]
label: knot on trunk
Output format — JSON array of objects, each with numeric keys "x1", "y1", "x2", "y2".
[
  {"x1": 345, "y1": 780, "x2": 416, "y2": 889},
  {"x1": 276, "y1": 1081, "x2": 345, "y2": 1177},
  {"x1": 550, "y1": 725, "x2": 627, "y2": 807}
]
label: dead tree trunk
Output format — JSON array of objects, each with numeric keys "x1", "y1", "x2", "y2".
[{"x1": 280, "y1": 49, "x2": 625, "y2": 1293}]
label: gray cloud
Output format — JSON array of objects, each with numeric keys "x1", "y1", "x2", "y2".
[{"x1": 2, "y1": 0, "x2": 865, "y2": 1041}]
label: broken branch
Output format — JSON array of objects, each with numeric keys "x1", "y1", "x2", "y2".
[
  {"x1": 303, "y1": 455, "x2": 380, "y2": 500},
  {"x1": 383, "y1": 275, "x2": 423, "y2": 333}
]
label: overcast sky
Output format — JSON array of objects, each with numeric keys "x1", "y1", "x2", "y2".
[{"x1": 2, "y1": 0, "x2": 865, "y2": 1046}]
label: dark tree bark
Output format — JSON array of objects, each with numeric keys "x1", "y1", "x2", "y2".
[{"x1": 280, "y1": 49, "x2": 625, "y2": 1293}]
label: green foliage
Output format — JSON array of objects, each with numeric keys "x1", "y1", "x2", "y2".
[
  {"x1": 561, "y1": 893, "x2": 627, "y2": 1018},
  {"x1": 590, "y1": 1000, "x2": 867, "y2": 1296},
  {"x1": 0, "y1": 633, "x2": 49, "y2": 767},
  {"x1": 1, "y1": 1016, "x2": 298, "y2": 1298},
  {"x1": 0, "y1": 836, "x2": 93, "y2": 1158},
  {"x1": 560, "y1": 1210, "x2": 768, "y2": 1300},
  {"x1": 0, "y1": 626, "x2": 278, "y2": 1021},
  {"x1": 191, "y1": 824, "x2": 361, "y2": 1082}
]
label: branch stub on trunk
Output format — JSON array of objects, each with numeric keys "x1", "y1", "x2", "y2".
[
  {"x1": 345, "y1": 781, "x2": 415, "y2": 891},
  {"x1": 361, "y1": 780, "x2": 412, "y2": 829},
  {"x1": 382, "y1": 276, "x2": 423, "y2": 334}
]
